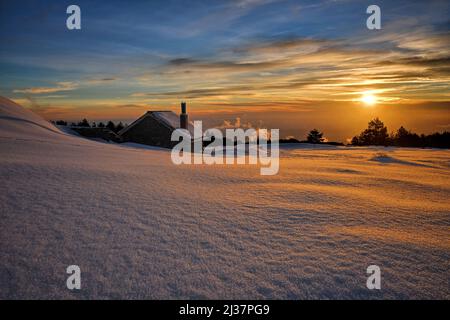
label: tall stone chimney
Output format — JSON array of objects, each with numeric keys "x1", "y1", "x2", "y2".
[{"x1": 180, "y1": 101, "x2": 188, "y2": 129}]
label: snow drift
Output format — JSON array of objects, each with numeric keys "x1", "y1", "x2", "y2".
[
  {"x1": 0, "y1": 97, "x2": 449, "y2": 299},
  {"x1": 0, "y1": 97, "x2": 64, "y2": 140}
]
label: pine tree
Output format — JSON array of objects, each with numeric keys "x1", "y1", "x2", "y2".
[
  {"x1": 106, "y1": 121, "x2": 116, "y2": 132},
  {"x1": 352, "y1": 118, "x2": 388, "y2": 146},
  {"x1": 307, "y1": 129, "x2": 324, "y2": 144}
]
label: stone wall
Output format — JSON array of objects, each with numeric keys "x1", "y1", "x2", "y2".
[{"x1": 120, "y1": 115, "x2": 175, "y2": 148}]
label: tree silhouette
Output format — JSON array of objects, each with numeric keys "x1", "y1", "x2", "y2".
[
  {"x1": 115, "y1": 122, "x2": 124, "y2": 133},
  {"x1": 77, "y1": 118, "x2": 90, "y2": 127},
  {"x1": 106, "y1": 121, "x2": 116, "y2": 132},
  {"x1": 307, "y1": 129, "x2": 324, "y2": 144},
  {"x1": 352, "y1": 118, "x2": 388, "y2": 146},
  {"x1": 393, "y1": 126, "x2": 420, "y2": 147}
]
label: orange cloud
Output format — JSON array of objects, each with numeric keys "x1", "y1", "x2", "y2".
[{"x1": 13, "y1": 82, "x2": 78, "y2": 94}]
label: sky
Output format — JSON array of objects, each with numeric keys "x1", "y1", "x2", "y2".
[{"x1": 0, "y1": 0, "x2": 449, "y2": 141}]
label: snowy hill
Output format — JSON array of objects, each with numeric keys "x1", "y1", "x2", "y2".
[
  {"x1": 0, "y1": 96, "x2": 63, "y2": 140},
  {"x1": 0, "y1": 97, "x2": 449, "y2": 299}
]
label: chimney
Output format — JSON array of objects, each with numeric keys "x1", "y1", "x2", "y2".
[{"x1": 180, "y1": 101, "x2": 188, "y2": 129}]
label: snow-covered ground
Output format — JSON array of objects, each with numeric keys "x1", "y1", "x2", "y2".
[{"x1": 0, "y1": 96, "x2": 449, "y2": 299}]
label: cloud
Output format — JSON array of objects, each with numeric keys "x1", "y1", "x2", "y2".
[
  {"x1": 167, "y1": 57, "x2": 283, "y2": 72},
  {"x1": 168, "y1": 58, "x2": 199, "y2": 66},
  {"x1": 234, "y1": 0, "x2": 277, "y2": 8},
  {"x1": 13, "y1": 82, "x2": 78, "y2": 94},
  {"x1": 233, "y1": 37, "x2": 333, "y2": 54},
  {"x1": 115, "y1": 103, "x2": 148, "y2": 109},
  {"x1": 9, "y1": 4, "x2": 450, "y2": 119},
  {"x1": 147, "y1": 0, "x2": 279, "y2": 38},
  {"x1": 38, "y1": 95, "x2": 68, "y2": 99},
  {"x1": 142, "y1": 26, "x2": 450, "y2": 105},
  {"x1": 376, "y1": 56, "x2": 450, "y2": 68},
  {"x1": 86, "y1": 77, "x2": 119, "y2": 84},
  {"x1": 132, "y1": 85, "x2": 258, "y2": 99},
  {"x1": 13, "y1": 77, "x2": 118, "y2": 95}
]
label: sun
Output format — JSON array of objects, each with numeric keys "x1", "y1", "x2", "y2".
[{"x1": 361, "y1": 93, "x2": 377, "y2": 106}]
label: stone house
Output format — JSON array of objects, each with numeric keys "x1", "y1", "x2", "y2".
[{"x1": 118, "y1": 102, "x2": 192, "y2": 148}]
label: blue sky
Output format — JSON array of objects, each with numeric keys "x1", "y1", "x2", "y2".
[{"x1": 0, "y1": 0, "x2": 449, "y2": 140}]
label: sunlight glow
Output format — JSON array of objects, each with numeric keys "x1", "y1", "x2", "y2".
[{"x1": 361, "y1": 93, "x2": 377, "y2": 106}]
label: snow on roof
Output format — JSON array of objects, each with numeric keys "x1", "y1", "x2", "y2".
[
  {"x1": 152, "y1": 111, "x2": 195, "y2": 136},
  {"x1": 152, "y1": 111, "x2": 179, "y2": 129},
  {"x1": 119, "y1": 110, "x2": 196, "y2": 139}
]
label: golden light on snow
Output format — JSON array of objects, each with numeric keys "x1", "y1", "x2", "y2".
[{"x1": 361, "y1": 93, "x2": 377, "y2": 106}]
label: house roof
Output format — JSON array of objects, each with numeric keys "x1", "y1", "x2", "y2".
[{"x1": 118, "y1": 111, "x2": 195, "y2": 137}]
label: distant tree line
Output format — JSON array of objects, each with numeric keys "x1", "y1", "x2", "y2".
[
  {"x1": 279, "y1": 128, "x2": 344, "y2": 146},
  {"x1": 351, "y1": 118, "x2": 449, "y2": 148},
  {"x1": 283, "y1": 118, "x2": 449, "y2": 148},
  {"x1": 53, "y1": 119, "x2": 126, "y2": 134}
]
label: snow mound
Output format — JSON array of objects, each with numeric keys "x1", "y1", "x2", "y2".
[
  {"x1": 1, "y1": 96, "x2": 449, "y2": 299},
  {"x1": 370, "y1": 152, "x2": 429, "y2": 167},
  {"x1": 0, "y1": 96, "x2": 62, "y2": 140}
]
